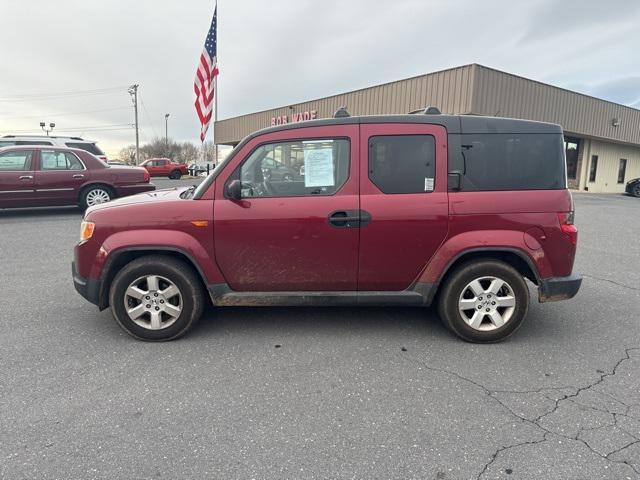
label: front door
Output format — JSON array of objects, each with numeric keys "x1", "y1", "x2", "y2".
[
  {"x1": 35, "y1": 149, "x2": 88, "y2": 205},
  {"x1": 214, "y1": 125, "x2": 359, "y2": 291},
  {"x1": 358, "y1": 124, "x2": 449, "y2": 291},
  {"x1": 0, "y1": 149, "x2": 36, "y2": 208}
]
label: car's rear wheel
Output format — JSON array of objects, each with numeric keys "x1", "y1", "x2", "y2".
[
  {"x1": 80, "y1": 185, "x2": 113, "y2": 210},
  {"x1": 109, "y1": 255, "x2": 205, "y2": 341},
  {"x1": 437, "y1": 260, "x2": 529, "y2": 343},
  {"x1": 169, "y1": 170, "x2": 182, "y2": 180}
]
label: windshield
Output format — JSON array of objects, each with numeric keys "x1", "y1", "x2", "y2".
[{"x1": 192, "y1": 161, "x2": 227, "y2": 198}]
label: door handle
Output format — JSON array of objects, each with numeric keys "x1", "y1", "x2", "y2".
[
  {"x1": 73, "y1": 174, "x2": 85, "y2": 179},
  {"x1": 19, "y1": 175, "x2": 33, "y2": 180},
  {"x1": 328, "y1": 210, "x2": 372, "y2": 228}
]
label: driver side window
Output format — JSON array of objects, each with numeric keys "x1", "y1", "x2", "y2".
[{"x1": 238, "y1": 138, "x2": 349, "y2": 198}]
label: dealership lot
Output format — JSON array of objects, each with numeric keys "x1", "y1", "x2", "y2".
[{"x1": 1, "y1": 185, "x2": 638, "y2": 479}]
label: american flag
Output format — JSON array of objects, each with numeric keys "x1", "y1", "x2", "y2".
[{"x1": 194, "y1": 5, "x2": 219, "y2": 142}]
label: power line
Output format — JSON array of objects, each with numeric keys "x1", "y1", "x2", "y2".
[
  {"x1": 138, "y1": 92, "x2": 159, "y2": 138},
  {"x1": 0, "y1": 106, "x2": 131, "y2": 121},
  {"x1": 0, "y1": 86, "x2": 130, "y2": 102}
]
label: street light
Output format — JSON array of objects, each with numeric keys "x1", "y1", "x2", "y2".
[{"x1": 40, "y1": 122, "x2": 55, "y2": 136}]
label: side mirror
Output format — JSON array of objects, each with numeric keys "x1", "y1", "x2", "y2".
[
  {"x1": 225, "y1": 179, "x2": 242, "y2": 200},
  {"x1": 447, "y1": 172, "x2": 462, "y2": 191}
]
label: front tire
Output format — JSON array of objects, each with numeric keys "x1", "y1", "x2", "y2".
[
  {"x1": 108, "y1": 255, "x2": 205, "y2": 341},
  {"x1": 437, "y1": 260, "x2": 529, "y2": 343},
  {"x1": 80, "y1": 185, "x2": 113, "y2": 210},
  {"x1": 633, "y1": 183, "x2": 640, "y2": 198}
]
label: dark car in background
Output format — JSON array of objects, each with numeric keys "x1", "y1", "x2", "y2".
[
  {"x1": 625, "y1": 178, "x2": 640, "y2": 197},
  {"x1": 0, "y1": 146, "x2": 154, "y2": 210},
  {"x1": 140, "y1": 158, "x2": 189, "y2": 179}
]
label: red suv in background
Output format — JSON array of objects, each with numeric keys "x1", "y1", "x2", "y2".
[
  {"x1": 140, "y1": 158, "x2": 189, "y2": 179},
  {"x1": 73, "y1": 111, "x2": 581, "y2": 342},
  {"x1": 0, "y1": 146, "x2": 154, "y2": 210}
]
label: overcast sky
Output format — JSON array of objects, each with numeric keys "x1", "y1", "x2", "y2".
[{"x1": 1, "y1": 0, "x2": 639, "y2": 157}]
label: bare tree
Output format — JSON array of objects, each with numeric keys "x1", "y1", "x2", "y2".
[{"x1": 117, "y1": 145, "x2": 137, "y2": 164}]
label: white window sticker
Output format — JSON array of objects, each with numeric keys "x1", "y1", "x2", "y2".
[
  {"x1": 424, "y1": 177, "x2": 434, "y2": 192},
  {"x1": 304, "y1": 148, "x2": 335, "y2": 187}
]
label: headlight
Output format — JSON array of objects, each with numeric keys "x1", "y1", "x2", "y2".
[{"x1": 79, "y1": 221, "x2": 95, "y2": 243}]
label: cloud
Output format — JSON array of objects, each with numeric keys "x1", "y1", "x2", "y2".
[{"x1": 0, "y1": 0, "x2": 638, "y2": 157}]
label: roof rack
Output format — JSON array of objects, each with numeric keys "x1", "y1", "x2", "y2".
[
  {"x1": 408, "y1": 106, "x2": 441, "y2": 115},
  {"x1": 333, "y1": 106, "x2": 350, "y2": 118},
  {"x1": 2, "y1": 134, "x2": 86, "y2": 140}
]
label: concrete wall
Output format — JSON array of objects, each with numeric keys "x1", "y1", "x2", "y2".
[{"x1": 582, "y1": 140, "x2": 640, "y2": 193}]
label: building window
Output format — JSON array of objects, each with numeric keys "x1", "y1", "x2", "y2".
[
  {"x1": 617, "y1": 159, "x2": 627, "y2": 184},
  {"x1": 589, "y1": 155, "x2": 598, "y2": 182},
  {"x1": 564, "y1": 137, "x2": 580, "y2": 180}
]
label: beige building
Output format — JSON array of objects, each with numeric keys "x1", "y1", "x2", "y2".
[{"x1": 214, "y1": 64, "x2": 640, "y2": 193}]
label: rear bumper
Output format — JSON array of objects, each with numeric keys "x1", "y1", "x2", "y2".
[
  {"x1": 72, "y1": 261, "x2": 102, "y2": 307},
  {"x1": 115, "y1": 183, "x2": 156, "y2": 196},
  {"x1": 538, "y1": 273, "x2": 582, "y2": 302}
]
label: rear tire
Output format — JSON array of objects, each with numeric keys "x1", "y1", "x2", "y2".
[
  {"x1": 437, "y1": 260, "x2": 529, "y2": 343},
  {"x1": 169, "y1": 170, "x2": 182, "y2": 180},
  {"x1": 80, "y1": 185, "x2": 113, "y2": 210},
  {"x1": 108, "y1": 255, "x2": 205, "y2": 341}
]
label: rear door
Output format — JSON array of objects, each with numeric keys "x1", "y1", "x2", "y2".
[
  {"x1": 0, "y1": 149, "x2": 36, "y2": 207},
  {"x1": 34, "y1": 149, "x2": 88, "y2": 205},
  {"x1": 213, "y1": 125, "x2": 359, "y2": 291},
  {"x1": 358, "y1": 123, "x2": 449, "y2": 291}
]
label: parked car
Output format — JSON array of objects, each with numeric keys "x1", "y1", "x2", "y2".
[
  {"x1": 0, "y1": 135, "x2": 108, "y2": 162},
  {"x1": 107, "y1": 160, "x2": 127, "y2": 166},
  {"x1": 140, "y1": 158, "x2": 188, "y2": 179},
  {"x1": 625, "y1": 178, "x2": 640, "y2": 197},
  {"x1": 187, "y1": 162, "x2": 215, "y2": 176},
  {"x1": 261, "y1": 158, "x2": 298, "y2": 182},
  {"x1": 73, "y1": 111, "x2": 581, "y2": 342},
  {"x1": 0, "y1": 146, "x2": 154, "y2": 210}
]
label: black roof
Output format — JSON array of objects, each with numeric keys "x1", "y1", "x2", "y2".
[{"x1": 249, "y1": 114, "x2": 562, "y2": 139}]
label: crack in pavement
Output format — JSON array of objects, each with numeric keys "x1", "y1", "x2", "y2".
[
  {"x1": 582, "y1": 274, "x2": 640, "y2": 292},
  {"x1": 404, "y1": 347, "x2": 640, "y2": 479}
]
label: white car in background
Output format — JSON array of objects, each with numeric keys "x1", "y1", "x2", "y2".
[{"x1": 0, "y1": 135, "x2": 108, "y2": 162}]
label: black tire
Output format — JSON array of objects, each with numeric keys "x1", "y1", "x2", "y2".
[
  {"x1": 79, "y1": 184, "x2": 114, "y2": 211},
  {"x1": 437, "y1": 260, "x2": 529, "y2": 343},
  {"x1": 108, "y1": 255, "x2": 205, "y2": 341},
  {"x1": 633, "y1": 183, "x2": 640, "y2": 198},
  {"x1": 169, "y1": 170, "x2": 182, "y2": 180}
]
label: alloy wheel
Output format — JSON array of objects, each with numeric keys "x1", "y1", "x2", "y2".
[
  {"x1": 458, "y1": 276, "x2": 516, "y2": 331},
  {"x1": 86, "y1": 188, "x2": 111, "y2": 206},
  {"x1": 124, "y1": 275, "x2": 183, "y2": 330}
]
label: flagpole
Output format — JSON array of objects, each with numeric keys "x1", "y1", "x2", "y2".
[{"x1": 214, "y1": 75, "x2": 219, "y2": 166}]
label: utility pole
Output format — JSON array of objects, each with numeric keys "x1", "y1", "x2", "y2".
[
  {"x1": 128, "y1": 84, "x2": 140, "y2": 164},
  {"x1": 165, "y1": 113, "x2": 170, "y2": 153}
]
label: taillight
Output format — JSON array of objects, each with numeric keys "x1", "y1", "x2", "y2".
[
  {"x1": 143, "y1": 170, "x2": 150, "y2": 183},
  {"x1": 558, "y1": 212, "x2": 577, "y2": 245}
]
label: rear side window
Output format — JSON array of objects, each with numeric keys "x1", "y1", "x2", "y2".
[
  {"x1": 65, "y1": 142, "x2": 104, "y2": 156},
  {"x1": 41, "y1": 151, "x2": 85, "y2": 170},
  {"x1": 0, "y1": 150, "x2": 33, "y2": 170},
  {"x1": 458, "y1": 134, "x2": 565, "y2": 191},
  {"x1": 369, "y1": 135, "x2": 436, "y2": 194}
]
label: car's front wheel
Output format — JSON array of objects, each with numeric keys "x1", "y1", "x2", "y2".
[
  {"x1": 80, "y1": 185, "x2": 113, "y2": 210},
  {"x1": 633, "y1": 183, "x2": 640, "y2": 198},
  {"x1": 437, "y1": 260, "x2": 529, "y2": 343},
  {"x1": 109, "y1": 255, "x2": 205, "y2": 341}
]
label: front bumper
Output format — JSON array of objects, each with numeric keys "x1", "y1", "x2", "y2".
[
  {"x1": 72, "y1": 261, "x2": 102, "y2": 307},
  {"x1": 538, "y1": 273, "x2": 582, "y2": 302}
]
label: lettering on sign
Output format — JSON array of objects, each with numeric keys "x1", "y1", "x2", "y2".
[{"x1": 271, "y1": 110, "x2": 318, "y2": 126}]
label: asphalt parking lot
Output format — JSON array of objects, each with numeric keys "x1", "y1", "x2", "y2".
[{"x1": 1, "y1": 182, "x2": 638, "y2": 480}]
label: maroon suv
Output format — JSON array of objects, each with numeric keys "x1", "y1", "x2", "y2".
[
  {"x1": 0, "y1": 146, "x2": 154, "y2": 210},
  {"x1": 73, "y1": 111, "x2": 581, "y2": 342}
]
